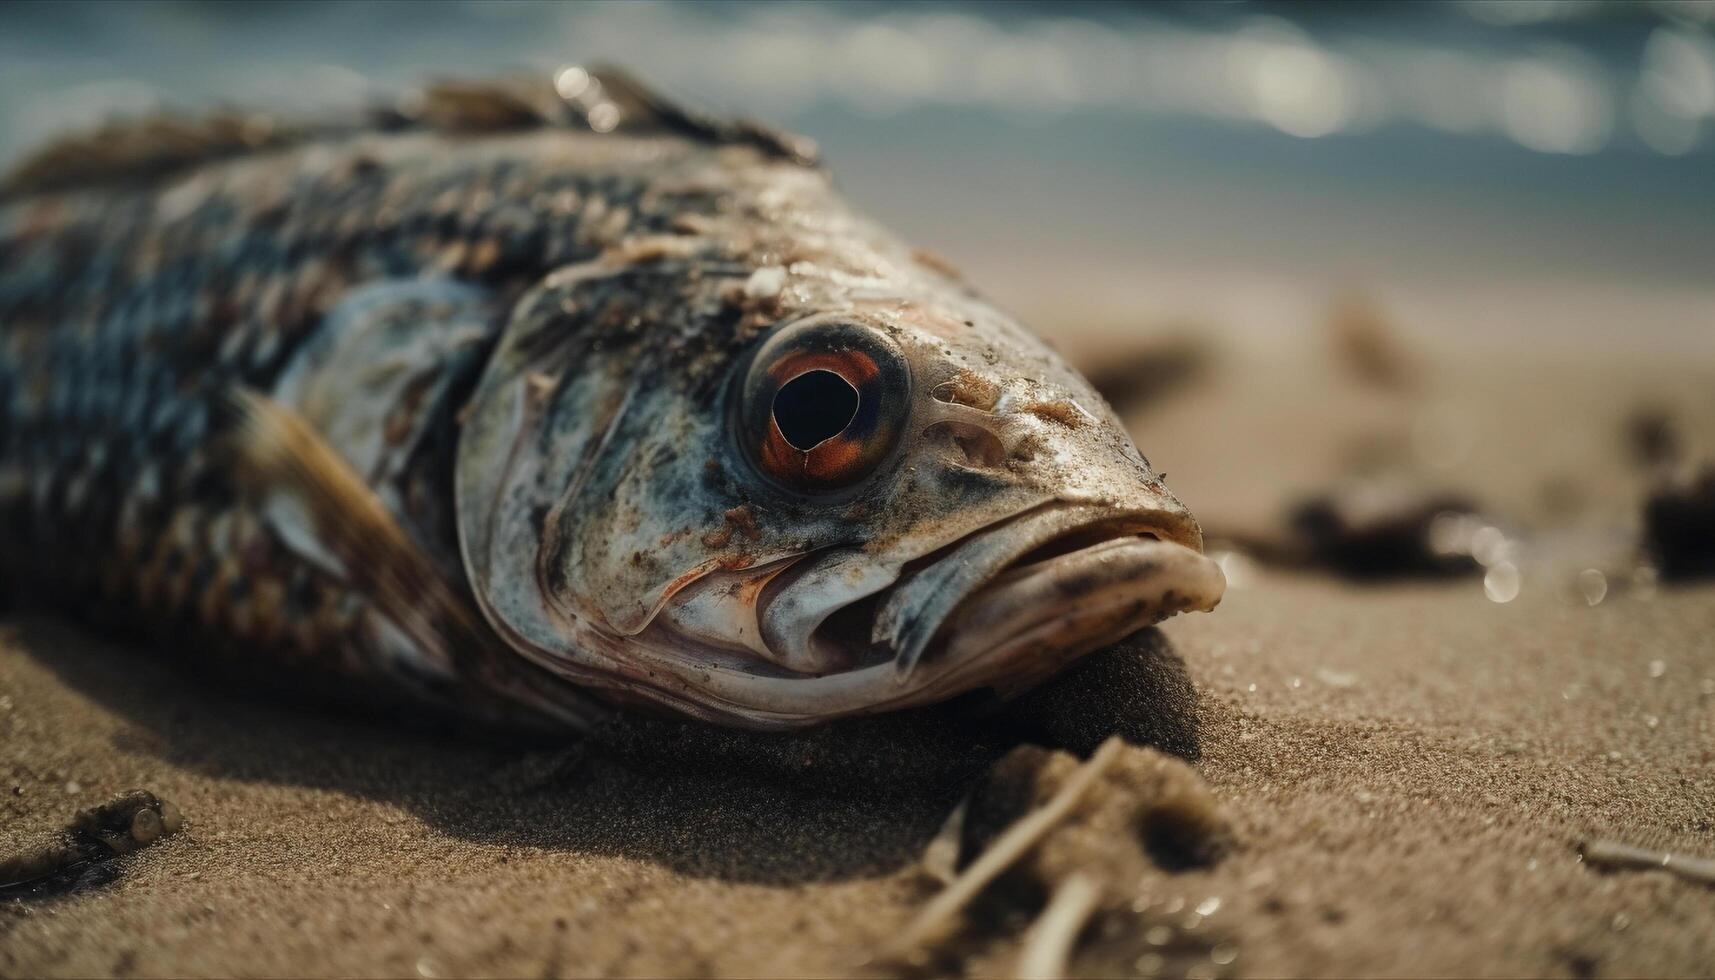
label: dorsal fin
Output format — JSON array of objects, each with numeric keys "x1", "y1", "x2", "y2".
[
  {"x1": 1, "y1": 66, "x2": 817, "y2": 202},
  {"x1": 413, "y1": 66, "x2": 817, "y2": 164},
  {"x1": 563, "y1": 65, "x2": 818, "y2": 165},
  {"x1": 0, "y1": 110, "x2": 303, "y2": 201}
]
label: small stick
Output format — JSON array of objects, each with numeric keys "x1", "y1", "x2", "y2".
[
  {"x1": 920, "y1": 798, "x2": 969, "y2": 887},
  {"x1": 1015, "y1": 873, "x2": 1103, "y2": 980},
  {"x1": 1579, "y1": 839, "x2": 1715, "y2": 886},
  {"x1": 885, "y1": 736, "x2": 1125, "y2": 958}
]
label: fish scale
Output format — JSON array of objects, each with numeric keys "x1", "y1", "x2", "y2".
[{"x1": 0, "y1": 80, "x2": 744, "y2": 724}]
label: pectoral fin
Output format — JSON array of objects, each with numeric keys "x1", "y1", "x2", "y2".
[
  {"x1": 225, "y1": 388, "x2": 604, "y2": 730},
  {"x1": 227, "y1": 388, "x2": 469, "y2": 670}
]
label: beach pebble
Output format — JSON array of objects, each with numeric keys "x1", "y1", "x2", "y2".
[{"x1": 130, "y1": 807, "x2": 163, "y2": 845}]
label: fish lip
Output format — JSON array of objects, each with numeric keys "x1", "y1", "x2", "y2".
[
  {"x1": 925, "y1": 533, "x2": 1225, "y2": 692},
  {"x1": 811, "y1": 501, "x2": 1214, "y2": 680}
]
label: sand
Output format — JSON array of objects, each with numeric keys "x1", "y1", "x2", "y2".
[{"x1": 3, "y1": 339, "x2": 1713, "y2": 978}]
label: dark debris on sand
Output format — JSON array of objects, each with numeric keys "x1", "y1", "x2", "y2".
[
  {"x1": 1643, "y1": 463, "x2": 1715, "y2": 581},
  {"x1": 1286, "y1": 482, "x2": 1483, "y2": 579},
  {"x1": 891, "y1": 739, "x2": 1235, "y2": 978},
  {"x1": 0, "y1": 789, "x2": 184, "y2": 900}
]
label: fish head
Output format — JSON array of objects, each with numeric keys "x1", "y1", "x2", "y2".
[{"x1": 456, "y1": 171, "x2": 1223, "y2": 728}]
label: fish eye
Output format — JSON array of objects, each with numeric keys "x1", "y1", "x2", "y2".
[{"x1": 739, "y1": 315, "x2": 910, "y2": 493}]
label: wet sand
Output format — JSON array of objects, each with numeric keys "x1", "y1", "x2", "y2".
[{"x1": 3, "y1": 340, "x2": 1713, "y2": 977}]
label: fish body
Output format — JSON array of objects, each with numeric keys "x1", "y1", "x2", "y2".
[{"x1": 0, "y1": 71, "x2": 1223, "y2": 730}]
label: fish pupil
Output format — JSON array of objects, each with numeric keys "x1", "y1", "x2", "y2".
[{"x1": 773, "y1": 370, "x2": 859, "y2": 450}]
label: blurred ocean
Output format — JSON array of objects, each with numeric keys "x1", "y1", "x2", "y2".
[{"x1": 2, "y1": 0, "x2": 1711, "y2": 353}]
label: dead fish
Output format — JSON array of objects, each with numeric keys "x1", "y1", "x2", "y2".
[{"x1": 0, "y1": 68, "x2": 1224, "y2": 731}]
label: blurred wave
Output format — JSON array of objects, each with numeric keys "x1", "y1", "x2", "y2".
[
  {"x1": 4, "y1": 2, "x2": 1711, "y2": 158},
  {"x1": 1, "y1": 1, "x2": 1710, "y2": 352}
]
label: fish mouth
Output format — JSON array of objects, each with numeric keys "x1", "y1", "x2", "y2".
[
  {"x1": 929, "y1": 527, "x2": 1222, "y2": 691},
  {"x1": 818, "y1": 506, "x2": 1226, "y2": 694}
]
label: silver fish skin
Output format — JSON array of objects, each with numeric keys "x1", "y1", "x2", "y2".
[{"x1": 0, "y1": 71, "x2": 1224, "y2": 730}]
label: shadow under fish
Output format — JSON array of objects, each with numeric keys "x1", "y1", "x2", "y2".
[{"x1": 10, "y1": 617, "x2": 1200, "y2": 887}]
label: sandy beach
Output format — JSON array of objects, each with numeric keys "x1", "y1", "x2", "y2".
[{"x1": 4, "y1": 334, "x2": 1712, "y2": 978}]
